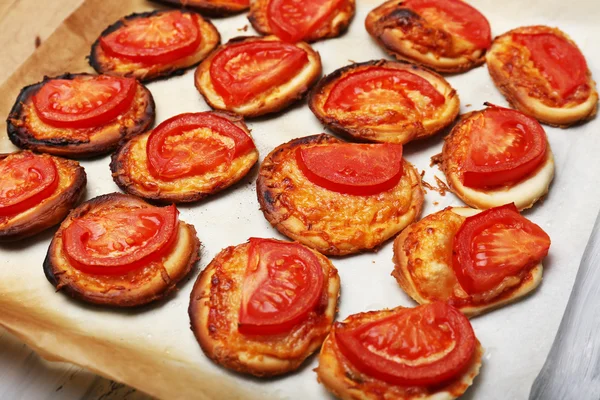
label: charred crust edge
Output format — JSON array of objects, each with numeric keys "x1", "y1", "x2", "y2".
[
  {"x1": 7, "y1": 74, "x2": 156, "y2": 157},
  {"x1": 89, "y1": 10, "x2": 221, "y2": 82}
]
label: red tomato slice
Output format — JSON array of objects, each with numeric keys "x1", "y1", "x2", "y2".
[
  {"x1": 404, "y1": 0, "x2": 491, "y2": 49},
  {"x1": 462, "y1": 105, "x2": 547, "y2": 188},
  {"x1": 63, "y1": 204, "x2": 179, "y2": 275},
  {"x1": 296, "y1": 143, "x2": 404, "y2": 196},
  {"x1": 33, "y1": 75, "x2": 136, "y2": 129},
  {"x1": 100, "y1": 11, "x2": 201, "y2": 64},
  {"x1": 267, "y1": 0, "x2": 342, "y2": 43},
  {"x1": 210, "y1": 40, "x2": 309, "y2": 107},
  {"x1": 513, "y1": 33, "x2": 588, "y2": 98},
  {"x1": 146, "y1": 112, "x2": 255, "y2": 180},
  {"x1": 239, "y1": 238, "x2": 324, "y2": 335},
  {"x1": 336, "y1": 302, "x2": 476, "y2": 386},
  {"x1": 324, "y1": 67, "x2": 445, "y2": 123},
  {"x1": 452, "y1": 203, "x2": 551, "y2": 294},
  {"x1": 0, "y1": 153, "x2": 58, "y2": 217}
]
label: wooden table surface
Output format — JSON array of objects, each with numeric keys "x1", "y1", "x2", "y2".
[{"x1": 0, "y1": 1, "x2": 149, "y2": 398}]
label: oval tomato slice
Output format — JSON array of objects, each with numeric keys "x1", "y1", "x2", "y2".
[
  {"x1": 336, "y1": 302, "x2": 476, "y2": 386},
  {"x1": 100, "y1": 11, "x2": 201, "y2": 65},
  {"x1": 513, "y1": 33, "x2": 588, "y2": 99},
  {"x1": 452, "y1": 203, "x2": 551, "y2": 294},
  {"x1": 324, "y1": 67, "x2": 445, "y2": 124},
  {"x1": 462, "y1": 105, "x2": 547, "y2": 188},
  {"x1": 404, "y1": 0, "x2": 491, "y2": 49},
  {"x1": 296, "y1": 143, "x2": 404, "y2": 196},
  {"x1": 0, "y1": 153, "x2": 58, "y2": 217},
  {"x1": 210, "y1": 40, "x2": 309, "y2": 107},
  {"x1": 267, "y1": 0, "x2": 342, "y2": 43},
  {"x1": 239, "y1": 238, "x2": 324, "y2": 335},
  {"x1": 33, "y1": 75, "x2": 136, "y2": 129},
  {"x1": 146, "y1": 112, "x2": 255, "y2": 180},
  {"x1": 63, "y1": 204, "x2": 178, "y2": 275}
]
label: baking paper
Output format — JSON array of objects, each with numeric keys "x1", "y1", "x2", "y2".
[{"x1": 1, "y1": 0, "x2": 600, "y2": 398}]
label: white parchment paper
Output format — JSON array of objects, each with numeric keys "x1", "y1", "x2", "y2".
[{"x1": 1, "y1": 1, "x2": 600, "y2": 399}]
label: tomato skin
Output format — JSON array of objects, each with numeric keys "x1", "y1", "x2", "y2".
[
  {"x1": 146, "y1": 112, "x2": 255, "y2": 180},
  {"x1": 209, "y1": 40, "x2": 309, "y2": 107},
  {"x1": 403, "y1": 0, "x2": 491, "y2": 50},
  {"x1": 100, "y1": 11, "x2": 201, "y2": 65},
  {"x1": 461, "y1": 105, "x2": 547, "y2": 189},
  {"x1": 267, "y1": 0, "x2": 342, "y2": 43},
  {"x1": 33, "y1": 75, "x2": 137, "y2": 129},
  {"x1": 513, "y1": 33, "x2": 588, "y2": 99},
  {"x1": 324, "y1": 67, "x2": 445, "y2": 114},
  {"x1": 238, "y1": 238, "x2": 324, "y2": 335},
  {"x1": 295, "y1": 143, "x2": 404, "y2": 196},
  {"x1": 336, "y1": 302, "x2": 476, "y2": 386},
  {"x1": 63, "y1": 204, "x2": 179, "y2": 275},
  {"x1": 452, "y1": 203, "x2": 551, "y2": 294},
  {"x1": 0, "y1": 153, "x2": 58, "y2": 217}
]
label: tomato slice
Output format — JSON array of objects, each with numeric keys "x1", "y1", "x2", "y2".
[
  {"x1": 404, "y1": 0, "x2": 491, "y2": 49},
  {"x1": 462, "y1": 105, "x2": 547, "y2": 188},
  {"x1": 33, "y1": 75, "x2": 137, "y2": 129},
  {"x1": 324, "y1": 67, "x2": 445, "y2": 124},
  {"x1": 63, "y1": 204, "x2": 179, "y2": 275},
  {"x1": 100, "y1": 11, "x2": 201, "y2": 65},
  {"x1": 209, "y1": 40, "x2": 309, "y2": 107},
  {"x1": 452, "y1": 203, "x2": 551, "y2": 294},
  {"x1": 0, "y1": 153, "x2": 58, "y2": 217},
  {"x1": 239, "y1": 238, "x2": 324, "y2": 335},
  {"x1": 336, "y1": 302, "x2": 476, "y2": 386},
  {"x1": 296, "y1": 143, "x2": 404, "y2": 196},
  {"x1": 267, "y1": 0, "x2": 342, "y2": 43},
  {"x1": 513, "y1": 33, "x2": 588, "y2": 98},
  {"x1": 146, "y1": 112, "x2": 255, "y2": 180}
]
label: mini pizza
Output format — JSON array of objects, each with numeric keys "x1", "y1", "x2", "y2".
[
  {"x1": 365, "y1": 0, "x2": 492, "y2": 74},
  {"x1": 486, "y1": 25, "x2": 598, "y2": 127},
  {"x1": 316, "y1": 302, "x2": 483, "y2": 399},
  {"x1": 257, "y1": 134, "x2": 424, "y2": 256},
  {"x1": 7, "y1": 73, "x2": 154, "y2": 158},
  {"x1": 309, "y1": 60, "x2": 459, "y2": 144},
  {"x1": 189, "y1": 237, "x2": 340, "y2": 376},
  {"x1": 248, "y1": 0, "x2": 355, "y2": 43},
  {"x1": 44, "y1": 193, "x2": 200, "y2": 307},
  {"x1": 441, "y1": 104, "x2": 555, "y2": 210},
  {"x1": 111, "y1": 112, "x2": 258, "y2": 203},
  {"x1": 90, "y1": 10, "x2": 220, "y2": 82},
  {"x1": 0, "y1": 151, "x2": 86, "y2": 242},
  {"x1": 393, "y1": 205, "x2": 551, "y2": 317},
  {"x1": 150, "y1": 0, "x2": 249, "y2": 17},
  {"x1": 195, "y1": 36, "x2": 322, "y2": 118}
]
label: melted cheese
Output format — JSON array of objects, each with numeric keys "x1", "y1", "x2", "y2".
[
  {"x1": 113, "y1": 130, "x2": 259, "y2": 201},
  {"x1": 258, "y1": 135, "x2": 424, "y2": 255},
  {"x1": 316, "y1": 307, "x2": 484, "y2": 400},
  {"x1": 46, "y1": 194, "x2": 200, "y2": 307},
  {"x1": 189, "y1": 241, "x2": 340, "y2": 376},
  {"x1": 248, "y1": 0, "x2": 355, "y2": 43},
  {"x1": 195, "y1": 37, "x2": 322, "y2": 117},
  {"x1": 365, "y1": 0, "x2": 486, "y2": 74},
  {"x1": 17, "y1": 84, "x2": 151, "y2": 149},
  {"x1": 486, "y1": 26, "x2": 598, "y2": 127},
  {"x1": 393, "y1": 207, "x2": 544, "y2": 317},
  {"x1": 310, "y1": 61, "x2": 460, "y2": 144},
  {"x1": 92, "y1": 13, "x2": 220, "y2": 81}
]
